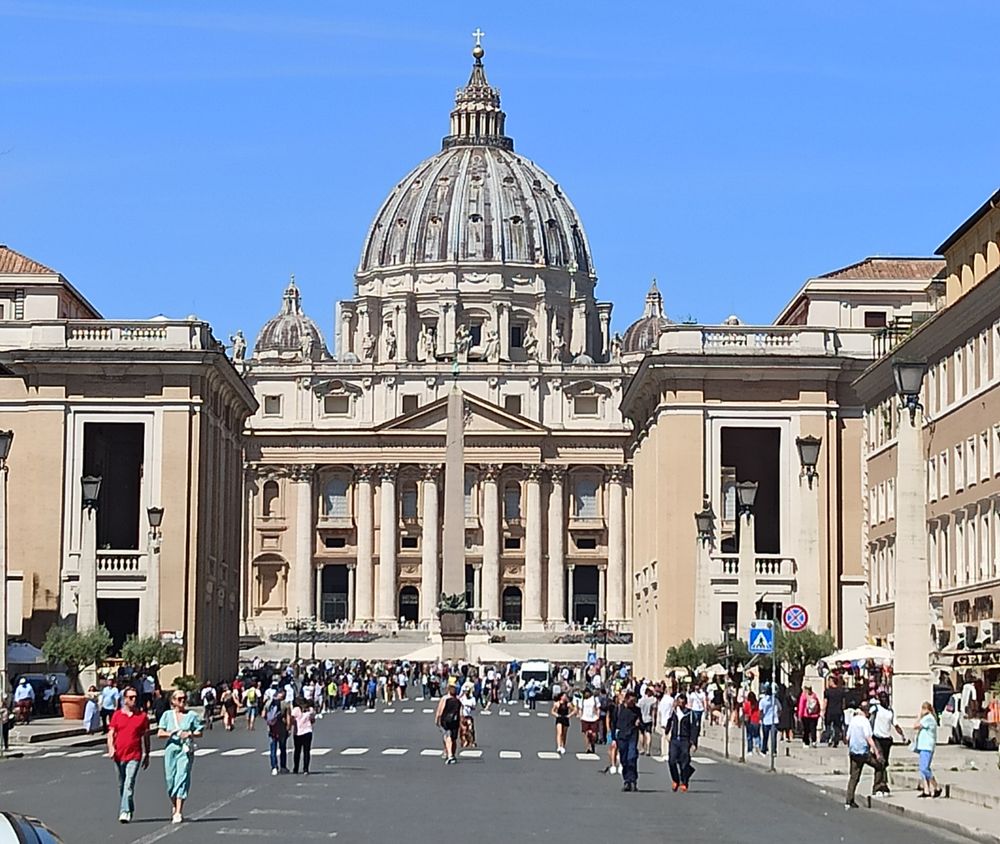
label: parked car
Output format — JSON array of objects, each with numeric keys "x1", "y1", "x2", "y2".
[
  {"x1": 940, "y1": 685, "x2": 999, "y2": 750},
  {"x1": 0, "y1": 812, "x2": 65, "y2": 843}
]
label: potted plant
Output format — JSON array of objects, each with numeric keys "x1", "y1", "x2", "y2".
[{"x1": 42, "y1": 624, "x2": 112, "y2": 720}]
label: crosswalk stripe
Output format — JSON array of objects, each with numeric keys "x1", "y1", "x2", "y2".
[
  {"x1": 311, "y1": 748, "x2": 332, "y2": 756},
  {"x1": 415, "y1": 697, "x2": 425, "y2": 701},
  {"x1": 536, "y1": 712, "x2": 549, "y2": 717},
  {"x1": 537, "y1": 751, "x2": 560, "y2": 760},
  {"x1": 422, "y1": 708, "x2": 434, "y2": 714},
  {"x1": 67, "y1": 750, "x2": 102, "y2": 757},
  {"x1": 150, "y1": 749, "x2": 166, "y2": 757},
  {"x1": 41, "y1": 751, "x2": 68, "y2": 758},
  {"x1": 480, "y1": 711, "x2": 491, "y2": 716},
  {"x1": 221, "y1": 748, "x2": 255, "y2": 756},
  {"x1": 517, "y1": 712, "x2": 530, "y2": 717},
  {"x1": 383, "y1": 708, "x2": 396, "y2": 714},
  {"x1": 420, "y1": 749, "x2": 442, "y2": 756},
  {"x1": 498, "y1": 750, "x2": 521, "y2": 759},
  {"x1": 459, "y1": 749, "x2": 482, "y2": 758},
  {"x1": 382, "y1": 748, "x2": 408, "y2": 755},
  {"x1": 402, "y1": 708, "x2": 414, "y2": 713},
  {"x1": 691, "y1": 756, "x2": 718, "y2": 764},
  {"x1": 340, "y1": 747, "x2": 368, "y2": 756},
  {"x1": 498, "y1": 711, "x2": 510, "y2": 717},
  {"x1": 575, "y1": 753, "x2": 600, "y2": 761}
]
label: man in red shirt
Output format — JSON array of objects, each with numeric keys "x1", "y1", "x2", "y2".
[{"x1": 106, "y1": 686, "x2": 150, "y2": 823}]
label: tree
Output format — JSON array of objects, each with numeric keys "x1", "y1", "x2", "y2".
[
  {"x1": 773, "y1": 628, "x2": 835, "y2": 691},
  {"x1": 120, "y1": 635, "x2": 182, "y2": 670},
  {"x1": 42, "y1": 624, "x2": 113, "y2": 693},
  {"x1": 664, "y1": 639, "x2": 719, "y2": 673}
]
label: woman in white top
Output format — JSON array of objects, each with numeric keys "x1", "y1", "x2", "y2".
[
  {"x1": 459, "y1": 684, "x2": 477, "y2": 748},
  {"x1": 579, "y1": 689, "x2": 601, "y2": 754}
]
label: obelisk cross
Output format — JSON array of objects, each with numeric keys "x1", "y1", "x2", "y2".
[{"x1": 472, "y1": 28, "x2": 485, "y2": 47}]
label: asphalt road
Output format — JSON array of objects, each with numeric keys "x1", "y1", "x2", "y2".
[{"x1": 0, "y1": 702, "x2": 965, "y2": 843}]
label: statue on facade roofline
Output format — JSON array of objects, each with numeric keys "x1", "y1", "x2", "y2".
[
  {"x1": 523, "y1": 326, "x2": 538, "y2": 360},
  {"x1": 610, "y1": 332, "x2": 622, "y2": 363},
  {"x1": 361, "y1": 331, "x2": 376, "y2": 360},
  {"x1": 384, "y1": 325, "x2": 397, "y2": 359},
  {"x1": 455, "y1": 323, "x2": 471, "y2": 363},
  {"x1": 484, "y1": 328, "x2": 500, "y2": 363},
  {"x1": 299, "y1": 330, "x2": 313, "y2": 361},
  {"x1": 229, "y1": 330, "x2": 247, "y2": 362}
]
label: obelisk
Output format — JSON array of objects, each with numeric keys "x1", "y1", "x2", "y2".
[{"x1": 439, "y1": 381, "x2": 467, "y2": 660}]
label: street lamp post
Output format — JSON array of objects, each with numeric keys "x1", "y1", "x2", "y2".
[
  {"x1": 0, "y1": 430, "x2": 13, "y2": 700},
  {"x1": 795, "y1": 435, "x2": 823, "y2": 627},
  {"x1": 735, "y1": 481, "x2": 759, "y2": 634},
  {"x1": 142, "y1": 507, "x2": 164, "y2": 638},
  {"x1": 693, "y1": 497, "x2": 715, "y2": 642},
  {"x1": 891, "y1": 359, "x2": 931, "y2": 721},
  {"x1": 78, "y1": 475, "x2": 102, "y2": 630}
]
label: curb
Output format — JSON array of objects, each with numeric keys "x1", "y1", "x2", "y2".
[{"x1": 700, "y1": 740, "x2": 998, "y2": 844}]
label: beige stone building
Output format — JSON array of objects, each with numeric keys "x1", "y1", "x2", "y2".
[
  {"x1": 856, "y1": 188, "x2": 1000, "y2": 715},
  {"x1": 623, "y1": 258, "x2": 942, "y2": 678},
  {"x1": 0, "y1": 245, "x2": 256, "y2": 683},
  {"x1": 240, "y1": 46, "x2": 632, "y2": 635}
]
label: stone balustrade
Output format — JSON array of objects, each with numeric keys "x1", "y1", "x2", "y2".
[
  {"x1": 657, "y1": 325, "x2": 874, "y2": 358},
  {"x1": 96, "y1": 550, "x2": 147, "y2": 577},
  {"x1": 0, "y1": 319, "x2": 218, "y2": 352},
  {"x1": 709, "y1": 554, "x2": 796, "y2": 581}
]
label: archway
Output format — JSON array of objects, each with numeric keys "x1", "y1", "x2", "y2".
[
  {"x1": 501, "y1": 586, "x2": 522, "y2": 628},
  {"x1": 571, "y1": 566, "x2": 599, "y2": 624},
  {"x1": 398, "y1": 585, "x2": 419, "y2": 624}
]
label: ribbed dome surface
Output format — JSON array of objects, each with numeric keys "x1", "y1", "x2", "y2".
[
  {"x1": 254, "y1": 278, "x2": 328, "y2": 359},
  {"x1": 622, "y1": 280, "x2": 672, "y2": 354},
  {"x1": 357, "y1": 47, "x2": 593, "y2": 277}
]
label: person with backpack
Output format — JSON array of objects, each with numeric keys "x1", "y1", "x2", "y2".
[
  {"x1": 200, "y1": 682, "x2": 217, "y2": 730},
  {"x1": 243, "y1": 683, "x2": 260, "y2": 731},
  {"x1": 797, "y1": 684, "x2": 822, "y2": 747},
  {"x1": 265, "y1": 688, "x2": 291, "y2": 776},
  {"x1": 435, "y1": 683, "x2": 462, "y2": 764}
]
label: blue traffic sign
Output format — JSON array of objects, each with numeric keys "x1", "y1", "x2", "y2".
[
  {"x1": 782, "y1": 604, "x2": 808, "y2": 632},
  {"x1": 748, "y1": 619, "x2": 774, "y2": 654}
]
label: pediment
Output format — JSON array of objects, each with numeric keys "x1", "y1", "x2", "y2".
[{"x1": 377, "y1": 391, "x2": 548, "y2": 434}]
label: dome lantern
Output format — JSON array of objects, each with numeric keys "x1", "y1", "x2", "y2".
[
  {"x1": 622, "y1": 278, "x2": 674, "y2": 354},
  {"x1": 442, "y1": 32, "x2": 513, "y2": 152}
]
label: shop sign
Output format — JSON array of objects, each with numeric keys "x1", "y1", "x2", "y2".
[{"x1": 953, "y1": 651, "x2": 1000, "y2": 669}]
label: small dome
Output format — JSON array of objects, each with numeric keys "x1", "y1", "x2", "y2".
[
  {"x1": 723, "y1": 314, "x2": 742, "y2": 326},
  {"x1": 622, "y1": 280, "x2": 673, "y2": 354},
  {"x1": 254, "y1": 277, "x2": 328, "y2": 361}
]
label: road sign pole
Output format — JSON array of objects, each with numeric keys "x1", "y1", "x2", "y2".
[{"x1": 770, "y1": 654, "x2": 778, "y2": 772}]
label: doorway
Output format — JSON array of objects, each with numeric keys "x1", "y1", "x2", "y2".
[
  {"x1": 321, "y1": 565, "x2": 349, "y2": 623},
  {"x1": 398, "y1": 585, "x2": 419, "y2": 624},
  {"x1": 501, "y1": 586, "x2": 522, "y2": 627},
  {"x1": 571, "y1": 566, "x2": 598, "y2": 624},
  {"x1": 84, "y1": 422, "x2": 144, "y2": 550},
  {"x1": 97, "y1": 598, "x2": 139, "y2": 654}
]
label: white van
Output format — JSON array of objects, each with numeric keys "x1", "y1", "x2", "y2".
[{"x1": 519, "y1": 660, "x2": 552, "y2": 700}]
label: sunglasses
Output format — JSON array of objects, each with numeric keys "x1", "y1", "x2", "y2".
[{"x1": 124, "y1": 694, "x2": 137, "y2": 699}]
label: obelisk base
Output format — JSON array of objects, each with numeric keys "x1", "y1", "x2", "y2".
[{"x1": 439, "y1": 610, "x2": 467, "y2": 663}]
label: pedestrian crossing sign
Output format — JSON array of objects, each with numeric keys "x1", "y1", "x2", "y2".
[{"x1": 748, "y1": 619, "x2": 774, "y2": 654}]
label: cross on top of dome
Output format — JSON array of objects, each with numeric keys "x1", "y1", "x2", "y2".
[{"x1": 281, "y1": 274, "x2": 302, "y2": 315}]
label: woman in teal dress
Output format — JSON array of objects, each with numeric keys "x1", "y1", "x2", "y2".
[{"x1": 157, "y1": 690, "x2": 204, "y2": 824}]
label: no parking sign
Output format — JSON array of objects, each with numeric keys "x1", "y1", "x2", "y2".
[{"x1": 782, "y1": 604, "x2": 808, "y2": 632}]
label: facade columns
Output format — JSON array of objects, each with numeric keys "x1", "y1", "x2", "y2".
[
  {"x1": 606, "y1": 466, "x2": 626, "y2": 622},
  {"x1": 693, "y1": 522, "x2": 715, "y2": 643},
  {"x1": 481, "y1": 464, "x2": 501, "y2": 620},
  {"x1": 598, "y1": 564, "x2": 607, "y2": 621},
  {"x1": 797, "y1": 461, "x2": 822, "y2": 629},
  {"x1": 892, "y1": 404, "x2": 932, "y2": 721},
  {"x1": 140, "y1": 526, "x2": 161, "y2": 638},
  {"x1": 291, "y1": 465, "x2": 315, "y2": 618},
  {"x1": 78, "y1": 505, "x2": 98, "y2": 629},
  {"x1": 377, "y1": 463, "x2": 399, "y2": 625},
  {"x1": 315, "y1": 565, "x2": 323, "y2": 620},
  {"x1": 472, "y1": 563, "x2": 482, "y2": 614},
  {"x1": 420, "y1": 464, "x2": 441, "y2": 624},
  {"x1": 354, "y1": 466, "x2": 376, "y2": 622},
  {"x1": 346, "y1": 563, "x2": 357, "y2": 623},
  {"x1": 523, "y1": 464, "x2": 544, "y2": 629},
  {"x1": 566, "y1": 563, "x2": 576, "y2": 624},
  {"x1": 546, "y1": 467, "x2": 567, "y2": 625}
]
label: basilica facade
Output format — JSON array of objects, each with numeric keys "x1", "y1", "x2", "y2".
[{"x1": 240, "y1": 45, "x2": 633, "y2": 634}]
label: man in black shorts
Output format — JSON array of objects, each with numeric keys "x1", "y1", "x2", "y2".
[
  {"x1": 435, "y1": 683, "x2": 461, "y2": 765},
  {"x1": 637, "y1": 687, "x2": 657, "y2": 756}
]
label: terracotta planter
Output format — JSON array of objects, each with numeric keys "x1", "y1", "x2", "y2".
[{"x1": 59, "y1": 694, "x2": 87, "y2": 721}]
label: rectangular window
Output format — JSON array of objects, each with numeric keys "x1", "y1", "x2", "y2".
[
  {"x1": 928, "y1": 457, "x2": 937, "y2": 503},
  {"x1": 863, "y1": 311, "x2": 887, "y2": 328},
  {"x1": 470, "y1": 323, "x2": 482, "y2": 347},
  {"x1": 994, "y1": 425, "x2": 1000, "y2": 477},
  {"x1": 323, "y1": 536, "x2": 346, "y2": 549},
  {"x1": 323, "y1": 395, "x2": 350, "y2": 416},
  {"x1": 400, "y1": 487, "x2": 418, "y2": 520},
  {"x1": 263, "y1": 395, "x2": 282, "y2": 416},
  {"x1": 968, "y1": 338, "x2": 977, "y2": 391},
  {"x1": 401, "y1": 395, "x2": 419, "y2": 414},
  {"x1": 574, "y1": 478, "x2": 599, "y2": 518},
  {"x1": 887, "y1": 478, "x2": 895, "y2": 520},
  {"x1": 400, "y1": 535, "x2": 419, "y2": 550},
  {"x1": 980, "y1": 330, "x2": 990, "y2": 386},
  {"x1": 503, "y1": 484, "x2": 522, "y2": 520},
  {"x1": 510, "y1": 324, "x2": 524, "y2": 349},
  {"x1": 940, "y1": 451, "x2": 949, "y2": 497},
  {"x1": 464, "y1": 471, "x2": 476, "y2": 517},
  {"x1": 573, "y1": 396, "x2": 599, "y2": 416},
  {"x1": 503, "y1": 536, "x2": 521, "y2": 550},
  {"x1": 503, "y1": 395, "x2": 522, "y2": 415},
  {"x1": 968, "y1": 436, "x2": 977, "y2": 488},
  {"x1": 955, "y1": 443, "x2": 965, "y2": 492},
  {"x1": 956, "y1": 348, "x2": 964, "y2": 399},
  {"x1": 981, "y1": 431, "x2": 991, "y2": 482},
  {"x1": 574, "y1": 535, "x2": 598, "y2": 550}
]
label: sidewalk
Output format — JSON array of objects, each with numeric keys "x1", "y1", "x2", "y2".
[{"x1": 697, "y1": 722, "x2": 1000, "y2": 843}]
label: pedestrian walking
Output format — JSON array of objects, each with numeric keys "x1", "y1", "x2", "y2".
[
  {"x1": 156, "y1": 690, "x2": 204, "y2": 824},
  {"x1": 614, "y1": 690, "x2": 641, "y2": 792},
  {"x1": 291, "y1": 697, "x2": 316, "y2": 775},
  {"x1": 912, "y1": 700, "x2": 941, "y2": 799},
  {"x1": 844, "y1": 700, "x2": 883, "y2": 809},
  {"x1": 106, "y1": 686, "x2": 150, "y2": 823},
  {"x1": 797, "y1": 684, "x2": 821, "y2": 747},
  {"x1": 870, "y1": 693, "x2": 904, "y2": 795},
  {"x1": 579, "y1": 689, "x2": 601, "y2": 754},
  {"x1": 459, "y1": 683, "x2": 478, "y2": 748},
  {"x1": 759, "y1": 683, "x2": 781, "y2": 756},
  {"x1": 687, "y1": 683, "x2": 706, "y2": 732},
  {"x1": 604, "y1": 690, "x2": 621, "y2": 775},
  {"x1": 637, "y1": 687, "x2": 657, "y2": 756},
  {"x1": 823, "y1": 675, "x2": 845, "y2": 747},
  {"x1": 244, "y1": 683, "x2": 260, "y2": 731},
  {"x1": 435, "y1": 684, "x2": 461, "y2": 764},
  {"x1": 99, "y1": 680, "x2": 120, "y2": 734},
  {"x1": 551, "y1": 692, "x2": 576, "y2": 755},
  {"x1": 665, "y1": 692, "x2": 699, "y2": 792},
  {"x1": 265, "y1": 689, "x2": 292, "y2": 775},
  {"x1": 220, "y1": 684, "x2": 237, "y2": 731},
  {"x1": 656, "y1": 685, "x2": 675, "y2": 760},
  {"x1": 742, "y1": 691, "x2": 762, "y2": 755}
]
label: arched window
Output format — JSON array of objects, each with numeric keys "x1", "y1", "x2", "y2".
[
  {"x1": 464, "y1": 470, "x2": 477, "y2": 517},
  {"x1": 262, "y1": 480, "x2": 280, "y2": 517},
  {"x1": 400, "y1": 481, "x2": 418, "y2": 520},
  {"x1": 573, "y1": 477, "x2": 599, "y2": 518},
  {"x1": 323, "y1": 477, "x2": 349, "y2": 517},
  {"x1": 503, "y1": 482, "x2": 522, "y2": 520}
]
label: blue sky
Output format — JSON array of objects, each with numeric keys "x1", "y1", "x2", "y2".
[{"x1": 1, "y1": 1, "x2": 997, "y2": 342}]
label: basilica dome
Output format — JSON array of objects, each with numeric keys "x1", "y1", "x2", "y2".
[
  {"x1": 357, "y1": 47, "x2": 594, "y2": 277},
  {"x1": 254, "y1": 277, "x2": 329, "y2": 360}
]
